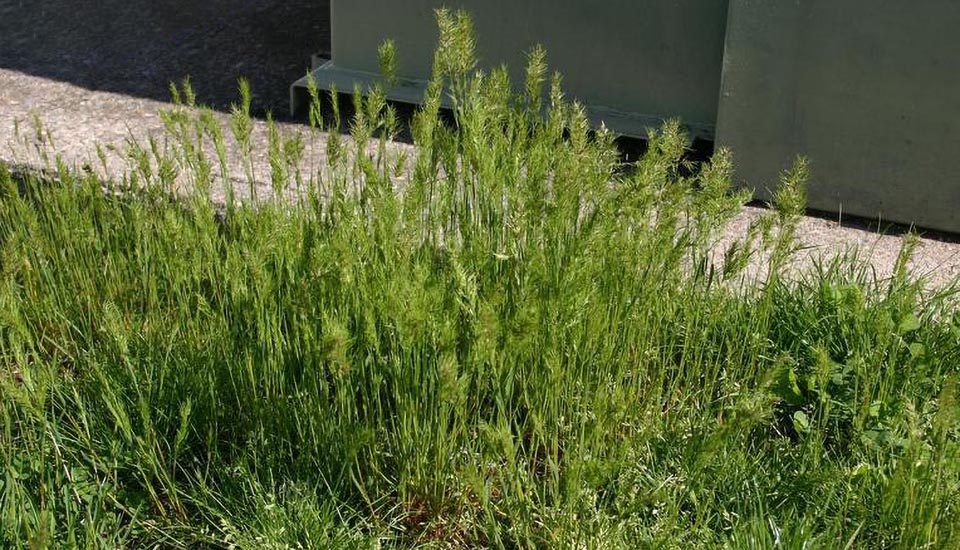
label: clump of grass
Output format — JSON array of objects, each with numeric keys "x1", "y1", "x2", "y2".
[{"x1": 1, "y1": 10, "x2": 959, "y2": 549}]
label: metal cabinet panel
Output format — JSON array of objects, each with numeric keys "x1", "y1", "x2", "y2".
[
  {"x1": 717, "y1": 0, "x2": 960, "y2": 232},
  {"x1": 296, "y1": 0, "x2": 729, "y2": 139}
]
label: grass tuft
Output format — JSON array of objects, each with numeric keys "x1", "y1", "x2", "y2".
[{"x1": 1, "y1": 10, "x2": 958, "y2": 549}]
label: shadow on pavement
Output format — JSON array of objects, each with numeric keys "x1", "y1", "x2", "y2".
[{"x1": 0, "y1": 0, "x2": 329, "y2": 119}]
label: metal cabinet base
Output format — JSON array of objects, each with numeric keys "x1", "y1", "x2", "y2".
[{"x1": 292, "y1": 59, "x2": 672, "y2": 140}]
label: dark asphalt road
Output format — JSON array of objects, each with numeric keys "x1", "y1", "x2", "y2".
[{"x1": 0, "y1": 0, "x2": 330, "y2": 118}]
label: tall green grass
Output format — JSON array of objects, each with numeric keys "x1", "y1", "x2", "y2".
[{"x1": 1, "y1": 10, "x2": 958, "y2": 548}]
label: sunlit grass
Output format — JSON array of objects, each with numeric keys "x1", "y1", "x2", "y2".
[{"x1": 1, "y1": 10, "x2": 958, "y2": 549}]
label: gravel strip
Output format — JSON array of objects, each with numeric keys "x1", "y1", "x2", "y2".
[{"x1": 3, "y1": 69, "x2": 960, "y2": 289}]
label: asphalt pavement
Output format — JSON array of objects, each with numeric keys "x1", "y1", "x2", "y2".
[{"x1": 0, "y1": 0, "x2": 329, "y2": 116}]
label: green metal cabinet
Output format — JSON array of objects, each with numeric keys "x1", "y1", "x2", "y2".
[
  {"x1": 716, "y1": 0, "x2": 960, "y2": 232},
  {"x1": 294, "y1": 0, "x2": 729, "y2": 139}
]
